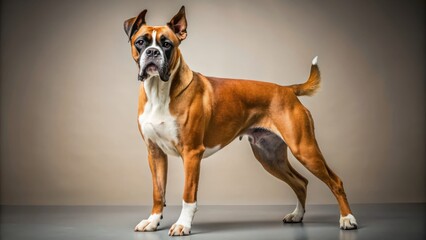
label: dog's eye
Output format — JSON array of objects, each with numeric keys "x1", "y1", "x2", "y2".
[
  {"x1": 135, "y1": 39, "x2": 144, "y2": 47},
  {"x1": 162, "y1": 42, "x2": 171, "y2": 49}
]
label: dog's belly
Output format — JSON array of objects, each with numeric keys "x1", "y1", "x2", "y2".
[
  {"x1": 203, "y1": 145, "x2": 221, "y2": 158},
  {"x1": 138, "y1": 105, "x2": 180, "y2": 156}
]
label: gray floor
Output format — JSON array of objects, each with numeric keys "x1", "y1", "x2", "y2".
[{"x1": 1, "y1": 204, "x2": 425, "y2": 240}]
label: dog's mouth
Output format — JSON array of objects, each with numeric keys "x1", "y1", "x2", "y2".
[
  {"x1": 138, "y1": 62, "x2": 171, "y2": 82},
  {"x1": 145, "y1": 63, "x2": 159, "y2": 74},
  {"x1": 139, "y1": 63, "x2": 159, "y2": 81}
]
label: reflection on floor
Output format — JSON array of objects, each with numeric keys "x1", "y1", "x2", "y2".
[{"x1": 1, "y1": 204, "x2": 425, "y2": 240}]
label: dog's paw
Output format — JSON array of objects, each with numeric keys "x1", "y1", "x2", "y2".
[
  {"x1": 283, "y1": 202, "x2": 304, "y2": 223},
  {"x1": 168, "y1": 200, "x2": 197, "y2": 236},
  {"x1": 134, "y1": 214, "x2": 162, "y2": 232},
  {"x1": 340, "y1": 214, "x2": 358, "y2": 230},
  {"x1": 134, "y1": 219, "x2": 156, "y2": 232},
  {"x1": 168, "y1": 223, "x2": 191, "y2": 236},
  {"x1": 283, "y1": 212, "x2": 304, "y2": 223}
]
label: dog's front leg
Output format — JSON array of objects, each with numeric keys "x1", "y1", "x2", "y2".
[
  {"x1": 169, "y1": 147, "x2": 204, "y2": 236},
  {"x1": 135, "y1": 142, "x2": 168, "y2": 232}
]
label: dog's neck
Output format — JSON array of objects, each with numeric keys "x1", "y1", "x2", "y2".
[
  {"x1": 142, "y1": 54, "x2": 193, "y2": 105},
  {"x1": 170, "y1": 54, "x2": 193, "y2": 98}
]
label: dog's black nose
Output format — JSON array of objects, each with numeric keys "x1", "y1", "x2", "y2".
[{"x1": 146, "y1": 48, "x2": 160, "y2": 58}]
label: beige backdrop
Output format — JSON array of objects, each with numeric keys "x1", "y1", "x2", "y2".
[{"x1": 1, "y1": 0, "x2": 425, "y2": 205}]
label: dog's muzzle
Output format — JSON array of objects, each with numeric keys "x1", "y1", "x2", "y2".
[
  {"x1": 138, "y1": 62, "x2": 170, "y2": 82},
  {"x1": 138, "y1": 46, "x2": 170, "y2": 82}
]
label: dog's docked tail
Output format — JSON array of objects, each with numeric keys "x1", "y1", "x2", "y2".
[{"x1": 290, "y1": 56, "x2": 321, "y2": 96}]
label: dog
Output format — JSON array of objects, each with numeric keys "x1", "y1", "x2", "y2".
[{"x1": 123, "y1": 6, "x2": 358, "y2": 236}]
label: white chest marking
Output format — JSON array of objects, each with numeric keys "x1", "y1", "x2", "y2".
[{"x1": 138, "y1": 78, "x2": 179, "y2": 156}]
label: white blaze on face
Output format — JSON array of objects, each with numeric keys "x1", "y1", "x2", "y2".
[{"x1": 151, "y1": 30, "x2": 157, "y2": 47}]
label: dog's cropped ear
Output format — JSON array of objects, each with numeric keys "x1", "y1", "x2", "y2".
[
  {"x1": 124, "y1": 9, "x2": 147, "y2": 41},
  {"x1": 167, "y1": 6, "x2": 187, "y2": 41}
]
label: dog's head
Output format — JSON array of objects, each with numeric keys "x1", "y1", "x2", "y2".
[{"x1": 124, "y1": 6, "x2": 187, "y2": 82}]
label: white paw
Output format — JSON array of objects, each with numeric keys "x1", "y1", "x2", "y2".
[
  {"x1": 283, "y1": 200, "x2": 304, "y2": 223},
  {"x1": 283, "y1": 212, "x2": 304, "y2": 223},
  {"x1": 168, "y1": 200, "x2": 197, "y2": 236},
  {"x1": 134, "y1": 214, "x2": 162, "y2": 232},
  {"x1": 340, "y1": 214, "x2": 358, "y2": 230},
  {"x1": 168, "y1": 223, "x2": 191, "y2": 236}
]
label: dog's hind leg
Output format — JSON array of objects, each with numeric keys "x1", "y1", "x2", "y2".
[
  {"x1": 273, "y1": 102, "x2": 358, "y2": 230},
  {"x1": 246, "y1": 128, "x2": 308, "y2": 223}
]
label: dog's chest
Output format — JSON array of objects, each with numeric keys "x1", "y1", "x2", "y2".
[{"x1": 138, "y1": 79, "x2": 179, "y2": 156}]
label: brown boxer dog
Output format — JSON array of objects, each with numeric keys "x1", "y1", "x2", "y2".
[{"x1": 124, "y1": 6, "x2": 358, "y2": 236}]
